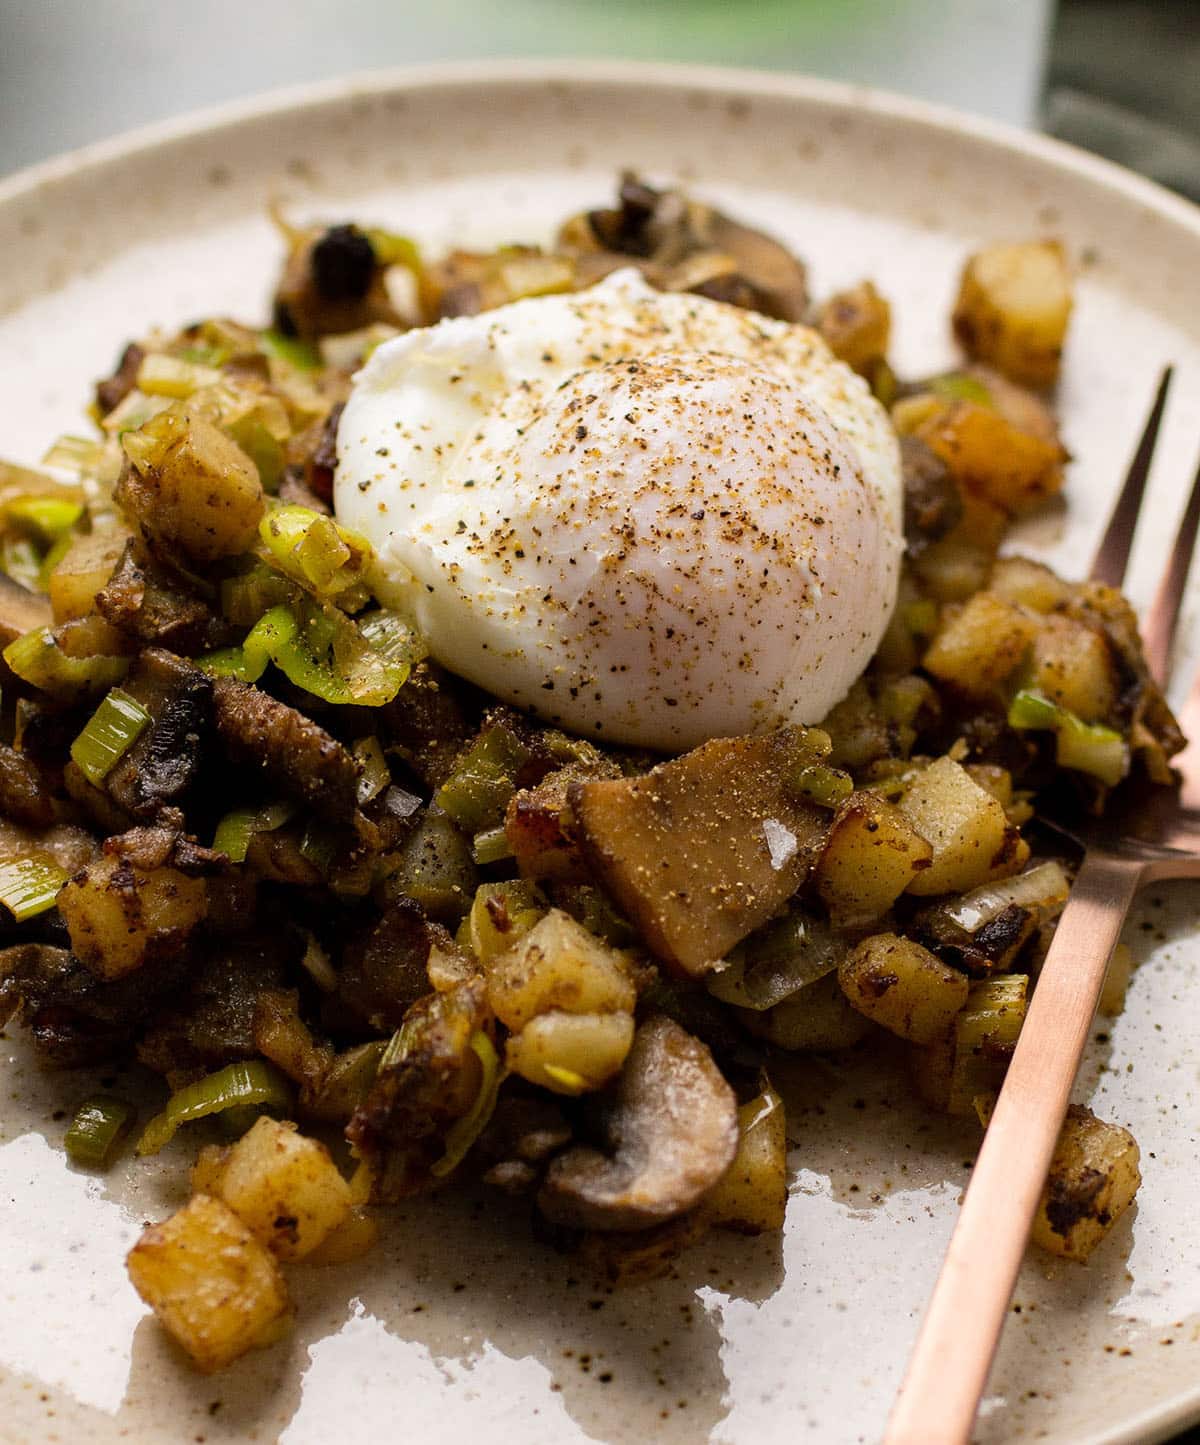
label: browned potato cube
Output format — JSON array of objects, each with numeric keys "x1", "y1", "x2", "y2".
[
  {"x1": 58, "y1": 852, "x2": 208, "y2": 980},
  {"x1": 911, "y1": 490, "x2": 1009, "y2": 602},
  {"x1": 506, "y1": 1009, "x2": 635, "y2": 1094},
  {"x1": 702, "y1": 1083, "x2": 788, "y2": 1233},
  {"x1": 1031, "y1": 1105, "x2": 1141, "y2": 1261},
  {"x1": 897, "y1": 757, "x2": 1028, "y2": 897},
  {"x1": 126, "y1": 1195, "x2": 291, "y2": 1373},
  {"x1": 215, "y1": 1117, "x2": 352, "y2": 1260},
  {"x1": 1098, "y1": 943, "x2": 1135, "y2": 1018},
  {"x1": 815, "y1": 793, "x2": 933, "y2": 928},
  {"x1": 300, "y1": 1208, "x2": 380, "y2": 1266},
  {"x1": 815, "y1": 281, "x2": 891, "y2": 373},
  {"x1": 988, "y1": 555, "x2": 1074, "y2": 613},
  {"x1": 953, "y1": 240, "x2": 1072, "y2": 389},
  {"x1": 839, "y1": 933, "x2": 970, "y2": 1043},
  {"x1": 914, "y1": 400, "x2": 1067, "y2": 514},
  {"x1": 47, "y1": 528, "x2": 129, "y2": 623},
  {"x1": 923, "y1": 592, "x2": 1038, "y2": 700},
  {"x1": 1028, "y1": 614, "x2": 1118, "y2": 722},
  {"x1": 485, "y1": 908, "x2": 636, "y2": 1030}
]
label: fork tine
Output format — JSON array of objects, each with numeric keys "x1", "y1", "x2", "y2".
[
  {"x1": 1089, "y1": 366, "x2": 1173, "y2": 587},
  {"x1": 1142, "y1": 452, "x2": 1200, "y2": 687}
]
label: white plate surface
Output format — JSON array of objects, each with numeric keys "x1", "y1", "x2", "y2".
[{"x1": 1, "y1": 61, "x2": 1199, "y2": 1445}]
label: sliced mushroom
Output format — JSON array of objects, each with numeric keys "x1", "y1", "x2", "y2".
[{"x1": 537, "y1": 1014, "x2": 737, "y2": 1232}]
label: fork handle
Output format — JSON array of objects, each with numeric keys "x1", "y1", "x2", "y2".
[{"x1": 885, "y1": 850, "x2": 1145, "y2": 1445}]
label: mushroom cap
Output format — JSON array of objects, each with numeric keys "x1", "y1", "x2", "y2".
[{"x1": 537, "y1": 1014, "x2": 738, "y2": 1232}]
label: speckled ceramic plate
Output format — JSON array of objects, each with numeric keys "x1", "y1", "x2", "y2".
[{"x1": 2, "y1": 61, "x2": 1199, "y2": 1445}]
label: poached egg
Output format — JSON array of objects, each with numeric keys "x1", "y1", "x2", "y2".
[{"x1": 335, "y1": 269, "x2": 902, "y2": 750}]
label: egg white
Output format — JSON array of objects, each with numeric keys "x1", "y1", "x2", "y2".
[{"x1": 336, "y1": 269, "x2": 903, "y2": 749}]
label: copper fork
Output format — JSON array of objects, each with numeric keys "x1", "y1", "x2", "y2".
[{"x1": 886, "y1": 367, "x2": 1200, "y2": 1445}]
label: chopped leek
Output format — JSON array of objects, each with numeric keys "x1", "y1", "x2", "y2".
[
  {"x1": 259, "y1": 504, "x2": 373, "y2": 602},
  {"x1": 64, "y1": 1096, "x2": 134, "y2": 1167},
  {"x1": 42, "y1": 434, "x2": 122, "y2": 483},
  {"x1": 928, "y1": 372, "x2": 994, "y2": 407},
  {"x1": 430, "y1": 1031, "x2": 503, "y2": 1178},
  {"x1": 212, "y1": 800, "x2": 296, "y2": 863},
  {"x1": 299, "y1": 819, "x2": 337, "y2": 875},
  {"x1": 135, "y1": 1060, "x2": 293, "y2": 1155},
  {"x1": 1007, "y1": 689, "x2": 1128, "y2": 787},
  {"x1": 220, "y1": 562, "x2": 298, "y2": 627},
  {"x1": 1, "y1": 535, "x2": 42, "y2": 590},
  {"x1": 258, "y1": 329, "x2": 320, "y2": 372},
  {"x1": 5, "y1": 495, "x2": 84, "y2": 543},
  {"x1": 353, "y1": 736, "x2": 391, "y2": 805},
  {"x1": 70, "y1": 687, "x2": 151, "y2": 785},
  {"x1": 791, "y1": 762, "x2": 854, "y2": 808},
  {"x1": 364, "y1": 229, "x2": 422, "y2": 271},
  {"x1": 357, "y1": 608, "x2": 428, "y2": 669},
  {"x1": 543, "y1": 1064, "x2": 587, "y2": 1093},
  {"x1": 437, "y1": 726, "x2": 533, "y2": 833},
  {"x1": 471, "y1": 825, "x2": 513, "y2": 866},
  {"x1": 903, "y1": 599, "x2": 939, "y2": 636},
  {"x1": 0, "y1": 857, "x2": 67, "y2": 921},
  {"x1": 136, "y1": 352, "x2": 223, "y2": 398},
  {"x1": 3, "y1": 627, "x2": 127, "y2": 700}
]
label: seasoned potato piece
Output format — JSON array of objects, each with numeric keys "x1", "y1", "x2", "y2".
[
  {"x1": 821, "y1": 680, "x2": 891, "y2": 771},
  {"x1": 47, "y1": 528, "x2": 129, "y2": 623},
  {"x1": 702, "y1": 1082, "x2": 788, "y2": 1234},
  {"x1": 1027, "y1": 614, "x2": 1118, "y2": 722},
  {"x1": 118, "y1": 410, "x2": 264, "y2": 564},
  {"x1": 988, "y1": 554, "x2": 1073, "y2": 613},
  {"x1": 897, "y1": 757, "x2": 1028, "y2": 897},
  {"x1": 214, "y1": 1117, "x2": 352, "y2": 1260},
  {"x1": 911, "y1": 490, "x2": 1009, "y2": 602},
  {"x1": 815, "y1": 792, "x2": 933, "y2": 928},
  {"x1": 300, "y1": 1207, "x2": 379, "y2": 1266},
  {"x1": 485, "y1": 908, "x2": 636, "y2": 1030},
  {"x1": 464, "y1": 879, "x2": 546, "y2": 967},
  {"x1": 952, "y1": 240, "x2": 1072, "y2": 389},
  {"x1": 741, "y1": 971, "x2": 872, "y2": 1052},
  {"x1": 126, "y1": 1194, "x2": 291, "y2": 1373},
  {"x1": 571, "y1": 728, "x2": 828, "y2": 977},
  {"x1": 504, "y1": 757, "x2": 621, "y2": 882},
  {"x1": 190, "y1": 1144, "x2": 231, "y2": 1197},
  {"x1": 838, "y1": 933, "x2": 970, "y2": 1044},
  {"x1": 58, "y1": 852, "x2": 208, "y2": 980},
  {"x1": 923, "y1": 592, "x2": 1038, "y2": 700},
  {"x1": 815, "y1": 281, "x2": 891, "y2": 374},
  {"x1": 1098, "y1": 943, "x2": 1135, "y2": 1018},
  {"x1": 506, "y1": 1009, "x2": 635, "y2": 1095},
  {"x1": 1031, "y1": 1105, "x2": 1140, "y2": 1261},
  {"x1": 914, "y1": 974, "x2": 1028, "y2": 1114},
  {"x1": 913, "y1": 399, "x2": 1066, "y2": 514}
]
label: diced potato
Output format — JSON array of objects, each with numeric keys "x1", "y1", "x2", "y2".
[
  {"x1": 570, "y1": 728, "x2": 828, "y2": 977},
  {"x1": 190, "y1": 1144, "x2": 231, "y2": 1197},
  {"x1": 299, "y1": 1207, "x2": 379, "y2": 1266},
  {"x1": 913, "y1": 399, "x2": 1066, "y2": 514},
  {"x1": 952, "y1": 240, "x2": 1072, "y2": 389},
  {"x1": 838, "y1": 933, "x2": 970, "y2": 1043},
  {"x1": 821, "y1": 680, "x2": 890, "y2": 771},
  {"x1": 504, "y1": 759, "x2": 620, "y2": 881},
  {"x1": 988, "y1": 555, "x2": 1073, "y2": 613},
  {"x1": 58, "y1": 852, "x2": 208, "y2": 980},
  {"x1": 464, "y1": 878, "x2": 546, "y2": 967},
  {"x1": 1031, "y1": 1105, "x2": 1140, "y2": 1261},
  {"x1": 815, "y1": 281, "x2": 891, "y2": 373},
  {"x1": 911, "y1": 491, "x2": 1009, "y2": 602},
  {"x1": 1098, "y1": 942, "x2": 1135, "y2": 1017},
  {"x1": 214, "y1": 1117, "x2": 352, "y2": 1260},
  {"x1": 964, "y1": 764, "x2": 1014, "y2": 809},
  {"x1": 117, "y1": 410, "x2": 264, "y2": 564},
  {"x1": 47, "y1": 527, "x2": 129, "y2": 623},
  {"x1": 506, "y1": 1009, "x2": 635, "y2": 1094},
  {"x1": 923, "y1": 592, "x2": 1038, "y2": 700},
  {"x1": 484, "y1": 908, "x2": 636, "y2": 1030},
  {"x1": 927, "y1": 974, "x2": 1028, "y2": 1115},
  {"x1": 1027, "y1": 615, "x2": 1118, "y2": 722},
  {"x1": 897, "y1": 757, "x2": 1028, "y2": 897},
  {"x1": 741, "y1": 971, "x2": 872, "y2": 1052},
  {"x1": 702, "y1": 1083, "x2": 788, "y2": 1234},
  {"x1": 126, "y1": 1194, "x2": 291, "y2": 1373},
  {"x1": 815, "y1": 792, "x2": 933, "y2": 928}
]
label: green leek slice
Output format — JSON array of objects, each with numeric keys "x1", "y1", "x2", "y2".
[
  {"x1": 0, "y1": 857, "x2": 67, "y2": 921},
  {"x1": 70, "y1": 688, "x2": 151, "y2": 785},
  {"x1": 212, "y1": 800, "x2": 297, "y2": 863},
  {"x1": 136, "y1": 1060, "x2": 293, "y2": 1156},
  {"x1": 64, "y1": 1096, "x2": 135, "y2": 1167},
  {"x1": 430, "y1": 1031, "x2": 503, "y2": 1178},
  {"x1": 1007, "y1": 689, "x2": 1128, "y2": 787}
]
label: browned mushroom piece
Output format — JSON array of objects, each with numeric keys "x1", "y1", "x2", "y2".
[
  {"x1": 557, "y1": 174, "x2": 809, "y2": 321},
  {"x1": 537, "y1": 1015, "x2": 738, "y2": 1232}
]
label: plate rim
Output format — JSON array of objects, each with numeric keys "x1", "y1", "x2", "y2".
[{"x1": 1, "y1": 57, "x2": 1198, "y2": 244}]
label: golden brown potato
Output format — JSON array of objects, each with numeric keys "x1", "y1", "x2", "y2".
[
  {"x1": 299, "y1": 1207, "x2": 380, "y2": 1266},
  {"x1": 923, "y1": 592, "x2": 1038, "y2": 700},
  {"x1": 1098, "y1": 943, "x2": 1135, "y2": 1018},
  {"x1": 58, "y1": 852, "x2": 208, "y2": 980},
  {"x1": 913, "y1": 399, "x2": 1067, "y2": 515},
  {"x1": 897, "y1": 757, "x2": 1028, "y2": 897},
  {"x1": 214, "y1": 1117, "x2": 352, "y2": 1260},
  {"x1": 1027, "y1": 614, "x2": 1118, "y2": 722},
  {"x1": 506, "y1": 1009, "x2": 635, "y2": 1094},
  {"x1": 118, "y1": 409, "x2": 264, "y2": 564},
  {"x1": 838, "y1": 933, "x2": 970, "y2": 1043},
  {"x1": 126, "y1": 1194, "x2": 292, "y2": 1373},
  {"x1": 815, "y1": 792, "x2": 933, "y2": 928},
  {"x1": 913, "y1": 973, "x2": 1028, "y2": 1114},
  {"x1": 1031, "y1": 1105, "x2": 1140, "y2": 1261},
  {"x1": 815, "y1": 281, "x2": 891, "y2": 374},
  {"x1": 952, "y1": 240, "x2": 1072, "y2": 389},
  {"x1": 484, "y1": 908, "x2": 636, "y2": 1030},
  {"x1": 910, "y1": 490, "x2": 1009, "y2": 602},
  {"x1": 47, "y1": 528, "x2": 129, "y2": 623},
  {"x1": 987, "y1": 554, "x2": 1074, "y2": 613},
  {"x1": 702, "y1": 1082, "x2": 788, "y2": 1233}
]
